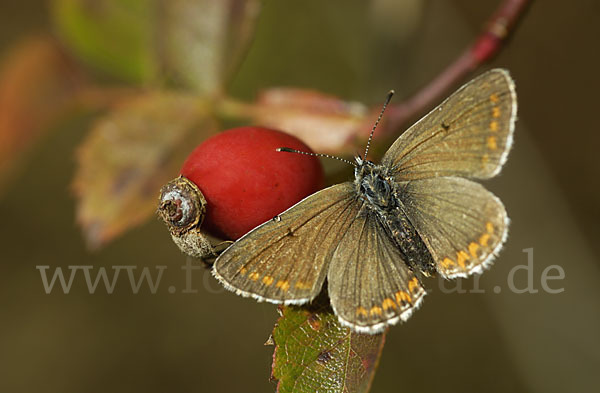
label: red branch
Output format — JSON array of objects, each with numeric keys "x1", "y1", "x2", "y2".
[{"x1": 384, "y1": 0, "x2": 531, "y2": 134}]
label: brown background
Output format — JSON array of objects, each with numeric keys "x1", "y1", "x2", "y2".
[{"x1": 1, "y1": 1, "x2": 599, "y2": 392}]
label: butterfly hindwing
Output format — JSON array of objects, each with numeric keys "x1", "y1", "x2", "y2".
[
  {"x1": 399, "y1": 176, "x2": 508, "y2": 278},
  {"x1": 213, "y1": 183, "x2": 360, "y2": 304},
  {"x1": 327, "y1": 205, "x2": 426, "y2": 333},
  {"x1": 382, "y1": 68, "x2": 516, "y2": 180}
]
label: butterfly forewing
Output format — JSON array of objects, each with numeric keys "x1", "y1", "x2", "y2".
[
  {"x1": 400, "y1": 177, "x2": 508, "y2": 278},
  {"x1": 327, "y1": 206, "x2": 426, "y2": 333},
  {"x1": 213, "y1": 183, "x2": 361, "y2": 304},
  {"x1": 382, "y1": 68, "x2": 516, "y2": 180}
]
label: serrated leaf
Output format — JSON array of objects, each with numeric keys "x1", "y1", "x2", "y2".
[
  {"x1": 73, "y1": 92, "x2": 216, "y2": 249},
  {"x1": 0, "y1": 36, "x2": 84, "y2": 192},
  {"x1": 158, "y1": 0, "x2": 262, "y2": 93},
  {"x1": 251, "y1": 88, "x2": 372, "y2": 154},
  {"x1": 272, "y1": 297, "x2": 386, "y2": 393},
  {"x1": 50, "y1": 0, "x2": 157, "y2": 83}
]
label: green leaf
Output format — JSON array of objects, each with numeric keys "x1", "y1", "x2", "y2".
[
  {"x1": 272, "y1": 296, "x2": 386, "y2": 393},
  {"x1": 50, "y1": 0, "x2": 157, "y2": 83},
  {"x1": 51, "y1": 0, "x2": 262, "y2": 92},
  {"x1": 72, "y1": 92, "x2": 216, "y2": 249},
  {"x1": 158, "y1": 0, "x2": 262, "y2": 93}
]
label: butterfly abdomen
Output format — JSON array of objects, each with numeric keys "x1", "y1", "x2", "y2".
[{"x1": 380, "y1": 206, "x2": 436, "y2": 276}]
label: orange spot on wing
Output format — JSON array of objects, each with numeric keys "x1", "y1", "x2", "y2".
[
  {"x1": 490, "y1": 121, "x2": 499, "y2": 132},
  {"x1": 356, "y1": 307, "x2": 368, "y2": 317},
  {"x1": 469, "y1": 242, "x2": 480, "y2": 258},
  {"x1": 479, "y1": 233, "x2": 490, "y2": 247},
  {"x1": 408, "y1": 277, "x2": 419, "y2": 293},
  {"x1": 441, "y1": 258, "x2": 455, "y2": 268},
  {"x1": 395, "y1": 291, "x2": 411, "y2": 305},
  {"x1": 370, "y1": 306, "x2": 383, "y2": 316},
  {"x1": 249, "y1": 272, "x2": 260, "y2": 281},
  {"x1": 481, "y1": 154, "x2": 490, "y2": 167},
  {"x1": 295, "y1": 281, "x2": 311, "y2": 290},
  {"x1": 276, "y1": 280, "x2": 290, "y2": 291},
  {"x1": 486, "y1": 222, "x2": 494, "y2": 234},
  {"x1": 456, "y1": 250, "x2": 470, "y2": 268},
  {"x1": 262, "y1": 276, "x2": 274, "y2": 286},
  {"x1": 490, "y1": 93, "x2": 499, "y2": 103},
  {"x1": 492, "y1": 107, "x2": 501, "y2": 118},
  {"x1": 382, "y1": 298, "x2": 397, "y2": 311},
  {"x1": 239, "y1": 267, "x2": 247, "y2": 275},
  {"x1": 487, "y1": 136, "x2": 498, "y2": 150}
]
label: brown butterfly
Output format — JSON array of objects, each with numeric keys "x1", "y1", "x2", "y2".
[{"x1": 212, "y1": 69, "x2": 517, "y2": 334}]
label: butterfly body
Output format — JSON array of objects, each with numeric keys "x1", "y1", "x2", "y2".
[
  {"x1": 354, "y1": 159, "x2": 436, "y2": 276},
  {"x1": 213, "y1": 69, "x2": 517, "y2": 334}
]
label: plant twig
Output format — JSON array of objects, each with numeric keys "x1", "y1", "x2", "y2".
[
  {"x1": 74, "y1": 86, "x2": 141, "y2": 110},
  {"x1": 385, "y1": 0, "x2": 531, "y2": 134}
]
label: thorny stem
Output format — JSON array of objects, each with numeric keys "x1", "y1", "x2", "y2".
[{"x1": 384, "y1": 0, "x2": 531, "y2": 134}]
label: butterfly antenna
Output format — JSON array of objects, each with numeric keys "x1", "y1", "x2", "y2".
[
  {"x1": 363, "y1": 89, "x2": 395, "y2": 161},
  {"x1": 276, "y1": 147, "x2": 357, "y2": 167}
]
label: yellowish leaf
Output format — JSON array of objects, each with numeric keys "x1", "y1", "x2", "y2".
[
  {"x1": 73, "y1": 92, "x2": 216, "y2": 249},
  {"x1": 252, "y1": 88, "x2": 372, "y2": 154}
]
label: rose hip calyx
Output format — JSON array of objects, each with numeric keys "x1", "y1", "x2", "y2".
[
  {"x1": 158, "y1": 176, "x2": 206, "y2": 235},
  {"x1": 158, "y1": 176, "x2": 223, "y2": 261}
]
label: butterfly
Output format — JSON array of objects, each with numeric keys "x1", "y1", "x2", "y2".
[{"x1": 212, "y1": 69, "x2": 517, "y2": 334}]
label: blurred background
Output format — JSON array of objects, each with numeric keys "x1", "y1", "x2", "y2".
[{"x1": 1, "y1": 0, "x2": 599, "y2": 392}]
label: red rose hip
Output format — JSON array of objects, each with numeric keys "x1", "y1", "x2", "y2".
[{"x1": 180, "y1": 127, "x2": 324, "y2": 240}]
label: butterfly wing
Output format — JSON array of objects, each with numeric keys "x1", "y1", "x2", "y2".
[
  {"x1": 213, "y1": 183, "x2": 361, "y2": 305},
  {"x1": 381, "y1": 68, "x2": 516, "y2": 180},
  {"x1": 327, "y1": 205, "x2": 426, "y2": 333},
  {"x1": 398, "y1": 176, "x2": 508, "y2": 278},
  {"x1": 379, "y1": 69, "x2": 515, "y2": 278}
]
